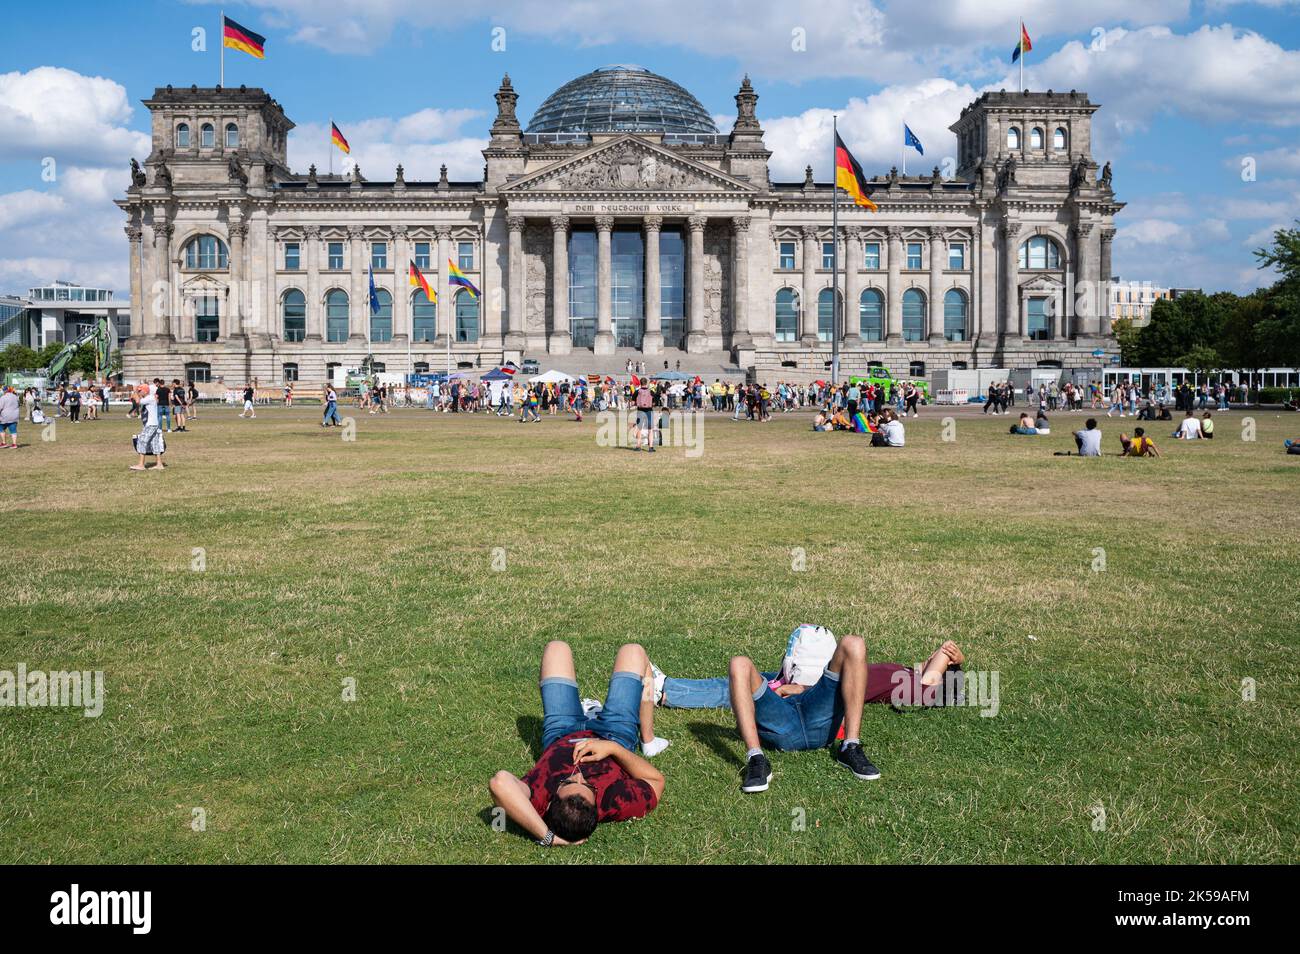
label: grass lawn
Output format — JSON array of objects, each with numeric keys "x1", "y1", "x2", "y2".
[{"x1": 1, "y1": 400, "x2": 1297, "y2": 864}]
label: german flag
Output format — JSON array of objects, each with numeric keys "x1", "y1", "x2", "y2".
[
  {"x1": 834, "y1": 132, "x2": 877, "y2": 211},
  {"x1": 331, "y1": 122, "x2": 350, "y2": 155},
  {"x1": 409, "y1": 261, "x2": 435, "y2": 303},
  {"x1": 222, "y1": 16, "x2": 266, "y2": 59}
]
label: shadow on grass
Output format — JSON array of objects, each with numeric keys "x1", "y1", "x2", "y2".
[
  {"x1": 688, "y1": 721, "x2": 744, "y2": 769},
  {"x1": 516, "y1": 715, "x2": 543, "y2": 759}
]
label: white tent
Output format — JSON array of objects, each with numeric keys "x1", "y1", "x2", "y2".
[{"x1": 531, "y1": 369, "x2": 575, "y2": 384}]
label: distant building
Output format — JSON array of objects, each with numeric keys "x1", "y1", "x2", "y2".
[
  {"x1": 0, "y1": 281, "x2": 132, "y2": 350},
  {"x1": 1109, "y1": 279, "x2": 1202, "y2": 326}
]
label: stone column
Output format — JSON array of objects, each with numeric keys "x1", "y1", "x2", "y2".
[
  {"x1": 304, "y1": 226, "x2": 322, "y2": 340},
  {"x1": 800, "y1": 225, "x2": 819, "y2": 345},
  {"x1": 549, "y1": 215, "x2": 571, "y2": 355},
  {"x1": 125, "y1": 224, "x2": 143, "y2": 340},
  {"x1": 927, "y1": 226, "x2": 945, "y2": 343},
  {"x1": 642, "y1": 215, "x2": 663, "y2": 354},
  {"x1": 686, "y1": 214, "x2": 709, "y2": 353},
  {"x1": 886, "y1": 226, "x2": 903, "y2": 343},
  {"x1": 730, "y1": 216, "x2": 752, "y2": 348},
  {"x1": 1071, "y1": 222, "x2": 1093, "y2": 340},
  {"x1": 156, "y1": 223, "x2": 175, "y2": 341},
  {"x1": 435, "y1": 227, "x2": 451, "y2": 343},
  {"x1": 1099, "y1": 227, "x2": 1115, "y2": 334},
  {"x1": 392, "y1": 225, "x2": 408, "y2": 343},
  {"x1": 348, "y1": 225, "x2": 366, "y2": 341},
  {"x1": 505, "y1": 214, "x2": 526, "y2": 352},
  {"x1": 1001, "y1": 220, "x2": 1022, "y2": 339},
  {"x1": 594, "y1": 214, "x2": 615, "y2": 355},
  {"x1": 842, "y1": 226, "x2": 861, "y2": 346},
  {"x1": 227, "y1": 216, "x2": 246, "y2": 341}
]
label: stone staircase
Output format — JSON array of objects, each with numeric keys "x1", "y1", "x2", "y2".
[{"x1": 516, "y1": 347, "x2": 746, "y2": 381}]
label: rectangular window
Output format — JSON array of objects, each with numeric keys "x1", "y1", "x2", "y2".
[
  {"x1": 283, "y1": 363, "x2": 299, "y2": 383},
  {"x1": 195, "y1": 295, "x2": 219, "y2": 343},
  {"x1": 328, "y1": 242, "x2": 344, "y2": 270},
  {"x1": 284, "y1": 242, "x2": 300, "y2": 271},
  {"x1": 822, "y1": 242, "x2": 836, "y2": 270},
  {"x1": 371, "y1": 242, "x2": 387, "y2": 270},
  {"x1": 863, "y1": 242, "x2": 880, "y2": 270},
  {"x1": 568, "y1": 229, "x2": 596, "y2": 348},
  {"x1": 779, "y1": 242, "x2": 795, "y2": 270},
  {"x1": 458, "y1": 242, "x2": 474, "y2": 272},
  {"x1": 414, "y1": 242, "x2": 431, "y2": 270},
  {"x1": 907, "y1": 243, "x2": 923, "y2": 270},
  {"x1": 1028, "y1": 298, "x2": 1051, "y2": 340},
  {"x1": 948, "y1": 243, "x2": 965, "y2": 270},
  {"x1": 660, "y1": 228, "x2": 686, "y2": 349}
]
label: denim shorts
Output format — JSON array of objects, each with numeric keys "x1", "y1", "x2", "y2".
[
  {"x1": 752, "y1": 670, "x2": 843, "y2": 751},
  {"x1": 1, "y1": 422, "x2": 15, "y2": 434},
  {"x1": 540, "y1": 670, "x2": 642, "y2": 752}
]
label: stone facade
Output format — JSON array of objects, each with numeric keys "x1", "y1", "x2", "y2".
[{"x1": 116, "y1": 77, "x2": 1124, "y2": 387}]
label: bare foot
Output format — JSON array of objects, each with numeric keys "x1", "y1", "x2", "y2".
[{"x1": 129, "y1": 464, "x2": 147, "y2": 471}]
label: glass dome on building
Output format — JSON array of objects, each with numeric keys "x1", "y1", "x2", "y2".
[{"x1": 525, "y1": 65, "x2": 719, "y2": 136}]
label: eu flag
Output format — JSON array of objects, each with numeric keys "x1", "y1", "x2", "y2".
[
  {"x1": 368, "y1": 268, "x2": 380, "y2": 314},
  {"x1": 904, "y1": 124, "x2": 924, "y2": 156}
]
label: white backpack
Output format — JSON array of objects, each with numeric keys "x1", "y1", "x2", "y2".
[{"x1": 781, "y1": 625, "x2": 837, "y2": 686}]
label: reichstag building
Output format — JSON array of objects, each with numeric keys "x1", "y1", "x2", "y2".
[{"x1": 117, "y1": 66, "x2": 1123, "y2": 386}]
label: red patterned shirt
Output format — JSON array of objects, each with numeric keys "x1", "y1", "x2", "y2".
[{"x1": 523, "y1": 731, "x2": 658, "y2": 823}]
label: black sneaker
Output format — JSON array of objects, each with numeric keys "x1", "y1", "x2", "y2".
[
  {"x1": 836, "y1": 742, "x2": 881, "y2": 780},
  {"x1": 741, "y1": 753, "x2": 772, "y2": 793}
]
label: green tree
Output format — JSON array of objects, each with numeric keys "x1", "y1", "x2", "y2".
[
  {"x1": 1110, "y1": 316, "x2": 1142, "y2": 366},
  {"x1": 0, "y1": 344, "x2": 40, "y2": 373}
]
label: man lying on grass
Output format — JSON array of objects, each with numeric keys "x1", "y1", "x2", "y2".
[
  {"x1": 651, "y1": 636, "x2": 966, "y2": 714},
  {"x1": 727, "y1": 633, "x2": 882, "y2": 793},
  {"x1": 489, "y1": 640, "x2": 665, "y2": 847}
]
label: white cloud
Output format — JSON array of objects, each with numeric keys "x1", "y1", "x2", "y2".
[
  {"x1": 0, "y1": 66, "x2": 150, "y2": 166},
  {"x1": 762, "y1": 78, "x2": 978, "y2": 180},
  {"x1": 288, "y1": 108, "x2": 486, "y2": 181}
]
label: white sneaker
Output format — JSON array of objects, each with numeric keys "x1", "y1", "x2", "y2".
[
  {"x1": 649, "y1": 661, "x2": 667, "y2": 706},
  {"x1": 641, "y1": 736, "x2": 671, "y2": 758}
]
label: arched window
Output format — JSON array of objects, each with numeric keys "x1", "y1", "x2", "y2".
[
  {"x1": 817, "y1": 288, "x2": 838, "y2": 342},
  {"x1": 1018, "y1": 235, "x2": 1062, "y2": 269},
  {"x1": 200, "y1": 123, "x2": 215, "y2": 148},
  {"x1": 184, "y1": 235, "x2": 228, "y2": 270},
  {"x1": 282, "y1": 289, "x2": 306, "y2": 342},
  {"x1": 1053, "y1": 127, "x2": 1067, "y2": 150},
  {"x1": 225, "y1": 123, "x2": 239, "y2": 148},
  {"x1": 412, "y1": 289, "x2": 436, "y2": 342},
  {"x1": 370, "y1": 289, "x2": 392, "y2": 342},
  {"x1": 325, "y1": 289, "x2": 349, "y2": 343},
  {"x1": 1007, "y1": 126, "x2": 1020, "y2": 150},
  {"x1": 902, "y1": 289, "x2": 926, "y2": 342},
  {"x1": 176, "y1": 123, "x2": 190, "y2": 148},
  {"x1": 455, "y1": 291, "x2": 479, "y2": 343},
  {"x1": 859, "y1": 288, "x2": 884, "y2": 341},
  {"x1": 943, "y1": 289, "x2": 968, "y2": 342},
  {"x1": 775, "y1": 288, "x2": 798, "y2": 342},
  {"x1": 1030, "y1": 127, "x2": 1043, "y2": 149}
]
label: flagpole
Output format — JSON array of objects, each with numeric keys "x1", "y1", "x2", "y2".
[
  {"x1": 328, "y1": 116, "x2": 333, "y2": 178},
  {"x1": 832, "y1": 114, "x2": 841, "y2": 386},
  {"x1": 219, "y1": 10, "x2": 225, "y2": 87},
  {"x1": 902, "y1": 123, "x2": 907, "y2": 177},
  {"x1": 1020, "y1": 19, "x2": 1025, "y2": 91}
]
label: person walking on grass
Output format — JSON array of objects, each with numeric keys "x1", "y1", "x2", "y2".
[
  {"x1": 131, "y1": 383, "x2": 166, "y2": 470},
  {"x1": 0, "y1": 386, "x2": 20, "y2": 450},
  {"x1": 321, "y1": 385, "x2": 341, "y2": 427},
  {"x1": 239, "y1": 385, "x2": 256, "y2": 419},
  {"x1": 171, "y1": 379, "x2": 188, "y2": 432}
]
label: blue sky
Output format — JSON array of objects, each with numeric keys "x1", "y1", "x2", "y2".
[{"x1": 2, "y1": 0, "x2": 1298, "y2": 297}]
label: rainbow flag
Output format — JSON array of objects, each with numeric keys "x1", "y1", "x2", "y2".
[
  {"x1": 409, "y1": 261, "x2": 435, "y2": 302},
  {"x1": 853, "y1": 412, "x2": 870, "y2": 434},
  {"x1": 834, "y1": 132, "x2": 877, "y2": 211},
  {"x1": 1011, "y1": 24, "x2": 1032, "y2": 62},
  {"x1": 331, "y1": 122, "x2": 350, "y2": 155},
  {"x1": 223, "y1": 16, "x2": 265, "y2": 59},
  {"x1": 447, "y1": 259, "x2": 480, "y2": 298}
]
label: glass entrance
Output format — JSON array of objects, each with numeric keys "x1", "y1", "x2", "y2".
[
  {"x1": 660, "y1": 227, "x2": 685, "y2": 348},
  {"x1": 568, "y1": 228, "x2": 596, "y2": 347},
  {"x1": 612, "y1": 228, "x2": 644, "y2": 348}
]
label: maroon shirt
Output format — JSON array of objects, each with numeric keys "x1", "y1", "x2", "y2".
[
  {"x1": 523, "y1": 731, "x2": 658, "y2": 823},
  {"x1": 866, "y1": 663, "x2": 932, "y2": 706}
]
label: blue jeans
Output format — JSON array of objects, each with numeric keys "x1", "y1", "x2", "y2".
[
  {"x1": 662, "y1": 672, "x2": 778, "y2": 709},
  {"x1": 159, "y1": 405, "x2": 171, "y2": 429},
  {"x1": 751, "y1": 670, "x2": 843, "y2": 751},
  {"x1": 540, "y1": 670, "x2": 642, "y2": 752},
  {"x1": 322, "y1": 401, "x2": 340, "y2": 425}
]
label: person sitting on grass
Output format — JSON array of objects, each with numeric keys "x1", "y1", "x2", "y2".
[
  {"x1": 871, "y1": 408, "x2": 905, "y2": 447},
  {"x1": 812, "y1": 410, "x2": 833, "y2": 432},
  {"x1": 488, "y1": 640, "x2": 666, "y2": 847},
  {"x1": 1173, "y1": 410, "x2": 1202, "y2": 440},
  {"x1": 651, "y1": 637, "x2": 965, "y2": 713},
  {"x1": 1058, "y1": 417, "x2": 1102, "y2": 456},
  {"x1": 1034, "y1": 410, "x2": 1051, "y2": 434},
  {"x1": 1119, "y1": 427, "x2": 1161, "y2": 457},
  {"x1": 1010, "y1": 412, "x2": 1039, "y2": 435},
  {"x1": 1201, "y1": 412, "x2": 1215, "y2": 439},
  {"x1": 830, "y1": 407, "x2": 851, "y2": 430},
  {"x1": 728, "y1": 633, "x2": 881, "y2": 793},
  {"x1": 1285, "y1": 439, "x2": 1300, "y2": 455}
]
